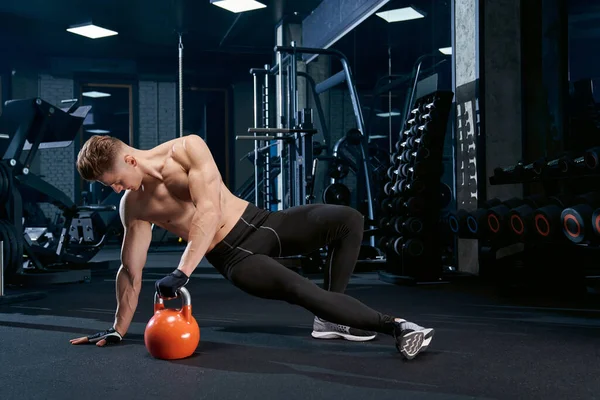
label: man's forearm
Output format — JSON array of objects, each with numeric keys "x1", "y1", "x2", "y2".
[
  {"x1": 113, "y1": 265, "x2": 142, "y2": 336},
  {"x1": 177, "y1": 209, "x2": 220, "y2": 276}
]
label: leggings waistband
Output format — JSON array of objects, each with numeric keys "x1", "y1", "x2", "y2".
[{"x1": 208, "y1": 203, "x2": 270, "y2": 257}]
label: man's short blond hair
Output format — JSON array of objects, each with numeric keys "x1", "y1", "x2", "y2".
[{"x1": 77, "y1": 135, "x2": 124, "y2": 181}]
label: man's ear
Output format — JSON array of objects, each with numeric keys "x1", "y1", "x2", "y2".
[{"x1": 124, "y1": 154, "x2": 137, "y2": 166}]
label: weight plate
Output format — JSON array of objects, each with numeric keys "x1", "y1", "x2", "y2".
[
  {"x1": 384, "y1": 181, "x2": 393, "y2": 196},
  {"x1": 323, "y1": 183, "x2": 351, "y2": 206},
  {"x1": 328, "y1": 158, "x2": 350, "y2": 180},
  {"x1": 439, "y1": 183, "x2": 452, "y2": 208},
  {"x1": 405, "y1": 238, "x2": 425, "y2": 257},
  {"x1": 386, "y1": 166, "x2": 395, "y2": 180},
  {"x1": 345, "y1": 128, "x2": 362, "y2": 146},
  {"x1": 377, "y1": 236, "x2": 388, "y2": 250}
]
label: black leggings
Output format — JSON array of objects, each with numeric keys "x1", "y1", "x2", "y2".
[{"x1": 206, "y1": 203, "x2": 397, "y2": 335}]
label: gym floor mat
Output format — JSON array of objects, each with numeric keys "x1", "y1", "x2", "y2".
[{"x1": 1, "y1": 251, "x2": 599, "y2": 400}]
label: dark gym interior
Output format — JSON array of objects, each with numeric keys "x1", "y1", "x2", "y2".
[{"x1": 0, "y1": 0, "x2": 599, "y2": 399}]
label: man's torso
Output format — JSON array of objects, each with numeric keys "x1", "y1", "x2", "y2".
[{"x1": 124, "y1": 137, "x2": 248, "y2": 251}]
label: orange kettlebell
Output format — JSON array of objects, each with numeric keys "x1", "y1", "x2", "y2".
[{"x1": 144, "y1": 287, "x2": 200, "y2": 360}]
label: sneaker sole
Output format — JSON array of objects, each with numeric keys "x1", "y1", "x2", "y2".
[
  {"x1": 311, "y1": 330, "x2": 377, "y2": 342},
  {"x1": 397, "y1": 328, "x2": 434, "y2": 360}
]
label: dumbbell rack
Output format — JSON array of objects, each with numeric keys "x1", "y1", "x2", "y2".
[
  {"x1": 377, "y1": 91, "x2": 454, "y2": 283},
  {"x1": 447, "y1": 145, "x2": 600, "y2": 294}
]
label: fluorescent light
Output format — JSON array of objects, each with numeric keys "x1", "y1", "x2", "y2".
[
  {"x1": 376, "y1": 7, "x2": 425, "y2": 23},
  {"x1": 86, "y1": 129, "x2": 111, "y2": 134},
  {"x1": 210, "y1": 0, "x2": 266, "y2": 13},
  {"x1": 67, "y1": 23, "x2": 118, "y2": 39},
  {"x1": 82, "y1": 91, "x2": 111, "y2": 98},
  {"x1": 439, "y1": 47, "x2": 452, "y2": 55},
  {"x1": 376, "y1": 111, "x2": 401, "y2": 117}
]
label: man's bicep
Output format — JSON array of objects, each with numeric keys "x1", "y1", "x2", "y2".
[{"x1": 188, "y1": 167, "x2": 222, "y2": 209}]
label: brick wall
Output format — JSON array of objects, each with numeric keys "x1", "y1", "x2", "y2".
[
  {"x1": 138, "y1": 81, "x2": 159, "y2": 150},
  {"x1": 158, "y1": 82, "x2": 177, "y2": 143},
  {"x1": 137, "y1": 81, "x2": 176, "y2": 150},
  {"x1": 38, "y1": 74, "x2": 75, "y2": 218}
]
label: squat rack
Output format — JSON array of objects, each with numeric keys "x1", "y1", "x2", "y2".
[{"x1": 240, "y1": 43, "x2": 376, "y2": 247}]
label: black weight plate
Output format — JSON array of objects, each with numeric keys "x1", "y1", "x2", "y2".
[
  {"x1": 0, "y1": 220, "x2": 15, "y2": 277},
  {"x1": 323, "y1": 183, "x2": 351, "y2": 206},
  {"x1": 345, "y1": 128, "x2": 362, "y2": 146},
  {"x1": 440, "y1": 182, "x2": 452, "y2": 209}
]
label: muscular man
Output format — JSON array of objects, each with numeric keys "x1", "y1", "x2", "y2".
[{"x1": 69, "y1": 134, "x2": 433, "y2": 360}]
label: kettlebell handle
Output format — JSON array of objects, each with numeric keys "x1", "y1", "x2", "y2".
[
  {"x1": 154, "y1": 287, "x2": 194, "y2": 322},
  {"x1": 154, "y1": 286, "x2": 192, "y2": 307}
]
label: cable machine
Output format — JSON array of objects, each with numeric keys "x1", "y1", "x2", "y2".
[{"x1": 239, "y1": 43, "x2": 377, "y2": 248}]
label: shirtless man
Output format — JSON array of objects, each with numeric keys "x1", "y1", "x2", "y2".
[{"x1": 69, "y1": 134, "x2": 434, "y2": 360}]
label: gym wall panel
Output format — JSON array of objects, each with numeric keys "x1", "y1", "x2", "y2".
[
  {"x1": 38, "y1": 74, "x2": 75, "y2": 217},
  {"x1": 138, "y1": 82, "x2": 159, "y2": 150},
  {"x1": 454, "y1": 0, "x2": 479, "y2": 274},
  {"x1": 482, "y1": 0, "x2": 523, "y2": 201},
  {"x1": 11, "y1": 72, "x2": 38, "y2": 103},
  {"x1": 157, "y1": 82, "x2": 177, "y2": 144},
  {"x1": 137, "y1": 81, "x2": 177, "y2": 150},
  {"x1": 455, "y1": 0, "x2": 477, "y2": 88},
  {"x1": 232, "y1": 82, "x2": 254, "y2": 192},
  {"x1": 539, "y1": 0, "x2": 568, "y2": 155}
]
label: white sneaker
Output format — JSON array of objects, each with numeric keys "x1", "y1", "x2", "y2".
[
  {"x1": 311, "y1": 316, "x2": 377, "y2": 342},
  {"x1": 393, "y1": 319, "x2": 434, "y2": 360}
]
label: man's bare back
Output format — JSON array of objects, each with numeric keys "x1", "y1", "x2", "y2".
[{"x1": 120, "y1": 136, "x2": 249, "y2": 253}]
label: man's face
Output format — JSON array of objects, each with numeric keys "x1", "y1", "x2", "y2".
[{"x1": 98, "y1": 157, "x2": 140, "y2": 193}]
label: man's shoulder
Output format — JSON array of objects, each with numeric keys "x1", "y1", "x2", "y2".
[
  {"x1": 119, "y1": 191, "x2": 144, "y2": 225},
  {"x1": 119, "y1": 190, "x2": 135, "y2": 207},
  {"x1": 170, "y1": 134, "x2": 212, "y2": 171}
]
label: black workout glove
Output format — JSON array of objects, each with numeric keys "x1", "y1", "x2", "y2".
[
  {"x1": 87, "y1": 328, "x2": 123, "y2": 345},
  {"x1": 155, "y1": 269, "x2": 189, "y2": 299}
]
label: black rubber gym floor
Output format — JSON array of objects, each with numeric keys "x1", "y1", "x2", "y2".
[{"x1": 1, "y1": 249, "x2": 599, "y2": 400}]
